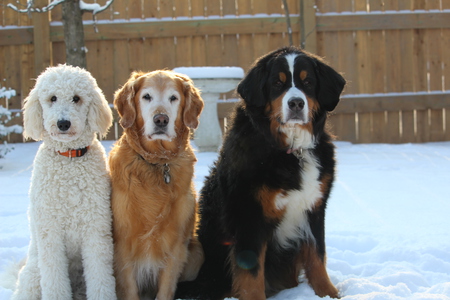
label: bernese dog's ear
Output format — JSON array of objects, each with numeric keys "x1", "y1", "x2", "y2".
[
  {"x1": 312, "y1": 56, "x2": 346, "y2": 112},
  {"x1": 237, "y1": 55, "x2": 272, "y2": 107}
]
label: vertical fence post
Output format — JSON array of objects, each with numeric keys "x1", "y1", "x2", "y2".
[
  {"x1": 300, "y1": 0, "x2": 317, "y2": 53},
  {"x1": 32, "y1": 0, "x2": 52, "y2": 76}
]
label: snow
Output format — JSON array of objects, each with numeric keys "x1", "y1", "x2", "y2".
[
  {"x1": 1, "y1": 140, "x2": 450, "y2": 300},
  {"x1": 0, "y1": 88, "x2": 16, "y2": 100},
  {"x1": 173, "y1": 67, "x2": 245, "y2": 79}
]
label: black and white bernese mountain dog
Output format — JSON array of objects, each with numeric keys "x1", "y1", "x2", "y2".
[{"x1": 177, "y1": 46, "x2": 346, "y2": 300}]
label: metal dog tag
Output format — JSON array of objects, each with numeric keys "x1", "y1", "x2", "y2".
[
  {"x1": 163, "y1": 164, "x2": 171, "y2": 184},
  {"x1": 294, "y1": 148, "x2": 305, "y2": 168}
]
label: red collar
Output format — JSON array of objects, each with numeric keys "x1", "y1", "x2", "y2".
[{"x1": 57, "y1": 146, "x2": 90, "y2": 158}]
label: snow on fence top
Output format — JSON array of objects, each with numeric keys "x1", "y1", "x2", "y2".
[{"x1": 173, "y1": 67, "x2": 244, "y2": 79}]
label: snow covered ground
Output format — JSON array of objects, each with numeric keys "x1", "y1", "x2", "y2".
[{"x1": 1, "y1": 140, "x2": 449, "y2": 300}]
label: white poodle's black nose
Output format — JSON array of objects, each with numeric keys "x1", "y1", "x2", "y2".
[
  {"x1": 57, "y1": 120, "x2": 71, "y2": 131},
  {"x1": 153, "y1": 114, "x2": 169, "y2": 128}
]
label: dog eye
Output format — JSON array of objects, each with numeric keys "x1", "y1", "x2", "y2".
[
  {"x1": 50, "y1": 96, "x2": 57, "y2": 102},
  {"x1": 169, "y1": 95, "x2": 178, "y2": 102},
  {"x1": 72, "y1": 95, "x2": 80, "y2": 103},
  {"x1": 274, "y1": 80, "x2": 284, "y2": 88},
  {"x1": 303, "y1": 78, "x2": 313, "y2": 87},
  {"x1": 143, "y1": 94, "x2": 152, "y2": 101}
]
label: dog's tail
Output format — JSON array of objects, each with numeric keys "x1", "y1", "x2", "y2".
[{"x1": 179, "y1": 238, "x2": 204, "y2": 282}]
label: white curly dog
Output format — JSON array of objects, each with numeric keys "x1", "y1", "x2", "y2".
[{"x1": 12, "y1": 65, "x2": 117, "y2": 300}]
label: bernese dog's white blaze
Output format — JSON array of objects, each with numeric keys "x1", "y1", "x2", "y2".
[
  {"x1": 138, "y1": 81, "x2": 181, "y2": 142},
  {"x1": 277, "y1": 53, "x2": 315, "y2": 150},
  {"x1": 274, "y1": 150, "x2": 321, "y2": 248},
  {"x1": 282, "y1": 53, "x2": 309, "y2": 125}
]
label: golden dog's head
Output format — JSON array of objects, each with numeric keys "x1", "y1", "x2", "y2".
[{"x1": 114, "y1": 70, "x2": 203, "y2": 154}]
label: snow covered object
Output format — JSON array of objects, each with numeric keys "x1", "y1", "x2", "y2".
[{"x1": 0, "y1": 86, "x2": 22, "y2": 160}]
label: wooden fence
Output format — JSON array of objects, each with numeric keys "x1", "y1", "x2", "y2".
[{"x1": 1, "y1": 0, "x2": 450, "y2": 144}]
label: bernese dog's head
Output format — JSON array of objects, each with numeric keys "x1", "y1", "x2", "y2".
[{"x1": 237, "y1": 46, "x2": 345, "y2": 151}]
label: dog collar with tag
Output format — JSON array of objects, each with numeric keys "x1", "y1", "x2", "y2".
[
  {"x1": 57, "y1": 146, "x2": 90, "y2": 158},
  {"x1": 287, "y1": 147, "x2": 305, "y2": 168}
]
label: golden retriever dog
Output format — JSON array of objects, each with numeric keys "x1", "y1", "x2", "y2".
[{"x1": 109, "y1": 70, "x2": 204, "y2": 300}]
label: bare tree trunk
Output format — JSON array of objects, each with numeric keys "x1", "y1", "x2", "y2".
[
  {"x1": 282, "y1": 0, "x2": 293, "y2": 46},
  {"x1": 62, "y1": 0, "x2": 86, "y2": 68}
]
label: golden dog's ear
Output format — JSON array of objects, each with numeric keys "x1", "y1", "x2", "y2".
[
  {"x1": 176, "y1": 74, "x2": 204, "y2": 129},
  {"x1": 114, "y1": 72, "x2": 143, "y2": 129},
  {"x1": 88, "y1": 86, "x2": 113, "y2": 138},
  {"x1": 23, "y1": 85, "x2": 44, "y2": 141}
]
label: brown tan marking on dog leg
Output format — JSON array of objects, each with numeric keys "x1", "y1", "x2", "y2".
[
  {"x1": 232, "y1": 243, "x2": 267, "y2": 300},
  {"x1": 257, "y1": 186, "x2": 286, "y2": 221},
  {"x1": 310, "y1": 173, "x2": 333, "y2": 211},
  {"x1": 301, "y1": 244, "x2": 339, "y2": 298}
]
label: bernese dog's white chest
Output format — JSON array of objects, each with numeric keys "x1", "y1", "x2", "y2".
[{"x1": 274, "y1": 150, "x2": 322, "y2": 248}]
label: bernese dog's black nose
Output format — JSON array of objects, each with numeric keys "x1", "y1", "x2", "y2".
[
  {"x1": 57, "y1": 119, "x2": 71, "y2": 131},
  {"x1": 288, "y1": 98, "x2": 305, "y2": 112}
]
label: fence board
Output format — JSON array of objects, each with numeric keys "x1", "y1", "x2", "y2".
[
  {"x1": 426, "y1": 0, "x2": 445, "y2": 142},
  {"x1": 369, "y1": 23, "x2": 388, "y2": 142},
  {"x1": 32, "y1": 0, "x2": 51, "y2": 77},
  {"x1": 325, "y1": 0, "x2": 357, "y2": 142},
  {"x1": 396, "y1": 0, "x2": 415, "y2": 142},
  {"x1": 204, "y1": 0, "x2": 222, "y2": 66},
  {"x1": 381, "y1": 0, "x2": 400, "y2": 143},
  {"x1": 354, "y1": 1, "x2": 373, "y2": 144},
  {"x1": 443, "y1": 0, "x2": 450, "y2": 140},
  {"x1": 19, "y1": 44, "x2": 33, "y2": 101},
  {"x1": 252, "y1": 0, "x2": 271, "y2": 59},
  {"x1": 174, "y1": 0, "x2": 193, "y2": 67},
  {"x1": 222, "y1": 1, "x2": 238, "y2": 66}
]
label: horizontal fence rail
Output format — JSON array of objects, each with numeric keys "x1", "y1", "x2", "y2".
[{"x1": 0, "y1": 14, "x2": 301, "y2": 46}]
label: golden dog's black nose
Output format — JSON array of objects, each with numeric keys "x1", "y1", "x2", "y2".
[
  {"x1": 57, "y1": 119, "x2": 71, "y2": 131},
  {"x1": 153, "y1": 114, "x2": 169, "y2": 128}
]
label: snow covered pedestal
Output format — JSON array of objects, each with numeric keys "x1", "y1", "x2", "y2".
[{"x1": 173, "y1": 67, "x2": 244, "y2": 152}]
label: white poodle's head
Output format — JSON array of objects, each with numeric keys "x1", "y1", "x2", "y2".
[{"x1": 23, "y1": 64, "x2": 112, "y2": 142}]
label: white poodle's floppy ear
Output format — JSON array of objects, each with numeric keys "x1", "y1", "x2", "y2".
[
  {"x1": 88, "y1": 87, "x2": 113, "y2": 138},
  {"x1": 23, "y1": 86, "x2": 44, "y2": 141}
]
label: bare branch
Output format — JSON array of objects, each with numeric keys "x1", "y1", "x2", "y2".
[
  {"x1": 80, "y1": 0, "x2": 114, "y2": 16},
  {"x1": 7, "y1": 0, "x2": 68, "y2": 13},
  {"x1": 7, "y1": 0, "x2": 114, "y2": 15}
]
